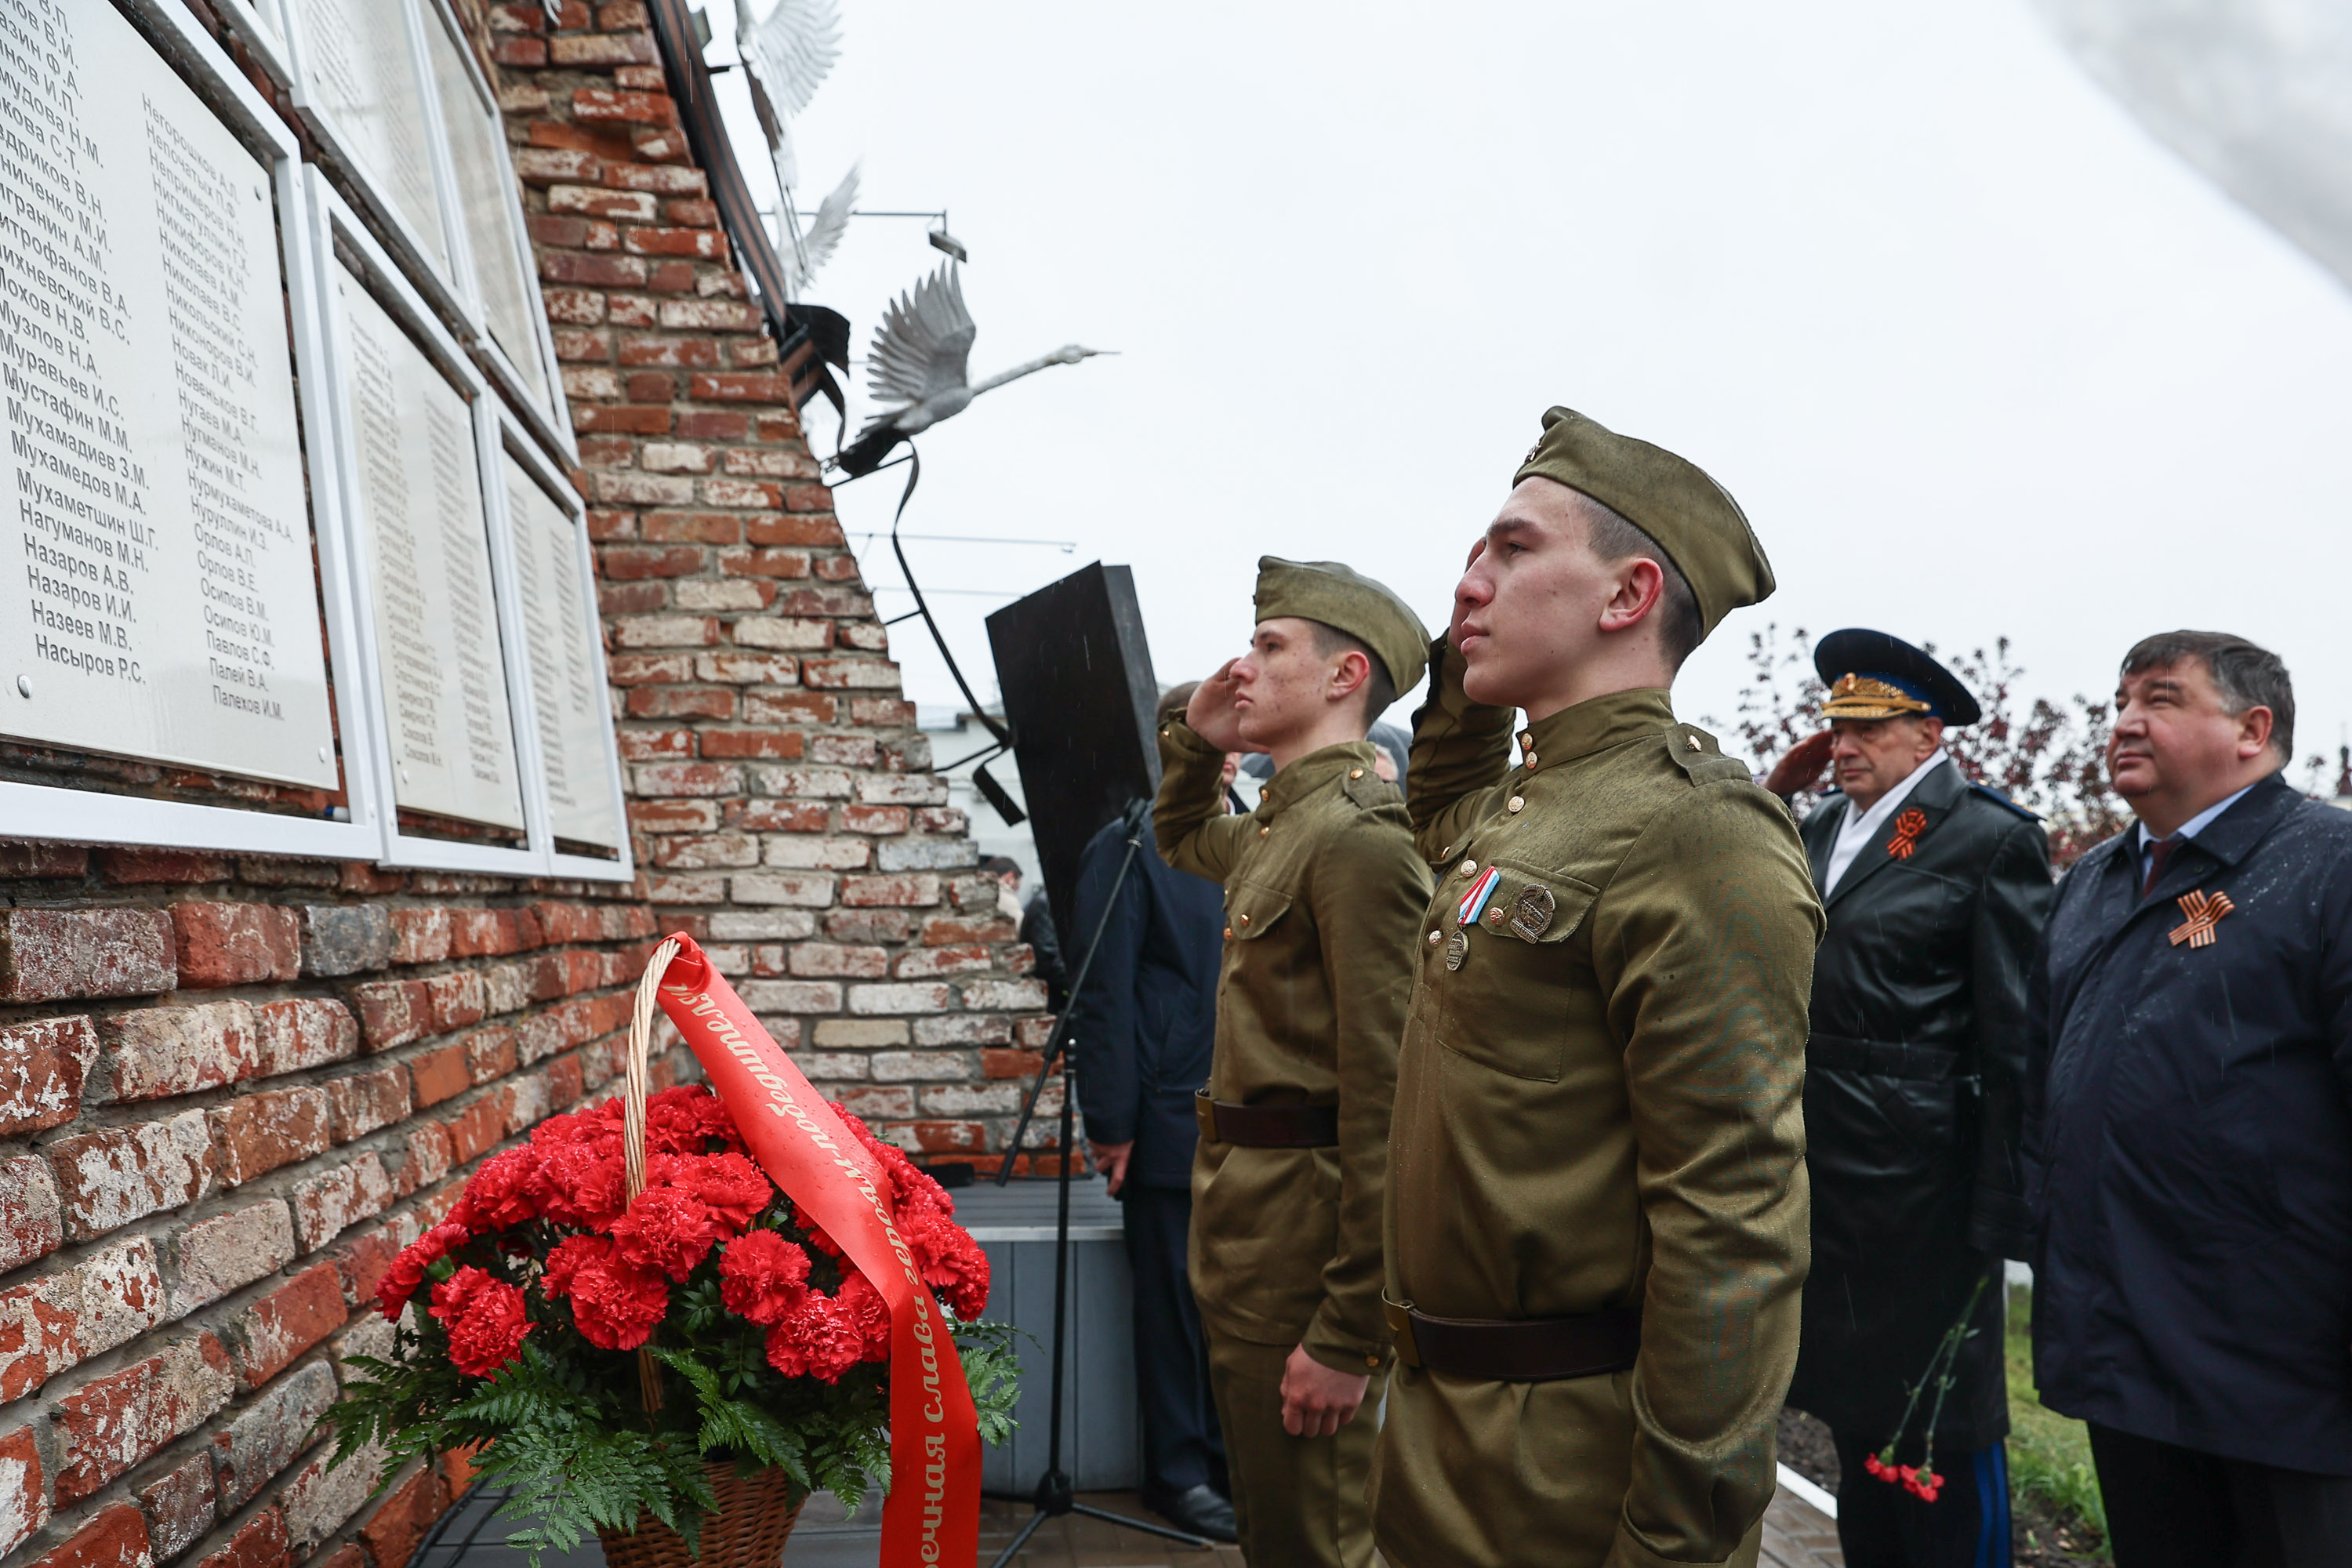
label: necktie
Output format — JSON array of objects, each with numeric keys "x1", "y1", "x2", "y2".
[{"x1": 2143, "y1": 836, "x2": 2181, "y2": 897}]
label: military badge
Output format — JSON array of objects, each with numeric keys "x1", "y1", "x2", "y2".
[
  {"x1": 2169, "y1": 888, "x2": 2235, "y2": 949},
  {"x1": 1887, "y1": 808, "x2": 1928, "y2": 860},
  {"x1": 1458, "y1": 866, "x2": 1502, "y2": 927},
  {"x1": 1510, "y1": 884, "x2": 1555, "y2": 939},
  {"x1": 1444, "y1": 931, "x2": 1469, "y2": 971}
]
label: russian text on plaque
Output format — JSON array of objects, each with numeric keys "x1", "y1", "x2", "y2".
[{"x1": 0, "y1": 0, "x2": 337, "y2": 789}]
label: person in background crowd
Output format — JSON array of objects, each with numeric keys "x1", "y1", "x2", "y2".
[
  {"x1": 1157, "y1": 557, "x2": 1434, "y2": 1568},
  {"x1": 1766, "y1": 630, "x2": 2052, "y2": 1568},
  {"x1": 2025, "y1": 631, "x2": 2352, "y2": 1568},
  {"x1": 1069, "y1": 684, "x2": 1241, "y2": 1544},
  {"x1": 983, "y1": 855, "x2": 1024, "y2": 924},
  {"x1": 1377, "y1": 407, "x2": 1820, "y2": 1568}
]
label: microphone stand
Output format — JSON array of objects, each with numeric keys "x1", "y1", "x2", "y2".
[{"x1": 985, "y1": 815, "x2": 1213, "y2": 1562}]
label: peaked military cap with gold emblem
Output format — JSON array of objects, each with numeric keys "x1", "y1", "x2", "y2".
[
  {"x1": 1254, "y1": 556, "x2": 1431, "y2": 694},
  {"x1": 1512, "y1": 405, "x2": 1773, "y2": 641},
  {"x1": 1814, "y1": 627, "x2": 1982, "y2": 725}
]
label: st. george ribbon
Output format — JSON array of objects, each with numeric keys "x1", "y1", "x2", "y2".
[{"x1": 648, "y1": 935, "x2": 979, "y2": 1566}]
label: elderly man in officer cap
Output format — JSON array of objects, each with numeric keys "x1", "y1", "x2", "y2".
[
  {"x1": 1156, "y1": 557, "x2": 1436, "y2": 1567},
  {"x1": 1763, "y1": 630, "x2": 2053, "y2": 1568},
  {"x1": 1376, "y1": 408, "x2": 1822, "y2": 1568}
]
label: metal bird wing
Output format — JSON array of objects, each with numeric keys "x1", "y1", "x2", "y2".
[
  {"x1": 795, "y1": 163, "x2": 858, "y2": 285},
  {"x1": 742, "y1": 0, "x2": 841, "y2": 118},
  {"x1": 865, "y1": 264, "x2": 976, "y2": 414}
]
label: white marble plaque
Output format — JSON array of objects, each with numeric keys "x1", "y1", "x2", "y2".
[
  {"x1": 420, "y1": 10, "x2": 549, "y2": 408},
  {"x1": 0, "y1": 0, "x2": 336, "y2": 788},
  {"x1": 289, "y1": 0, "x2": 450, "y2": 282},
  {"x1": 335, "y1": 267, "x2": 524, "y2": 829},
  {"x1": 503, "y1": 456, "x2": 619, "y2": 850}
]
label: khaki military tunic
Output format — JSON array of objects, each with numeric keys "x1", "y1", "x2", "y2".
[
  {"x1": 1156, "y1": 724, "x2": 1432, "y2": 1366},
  {"x1": 1373, "y1": 653, "x2": 1821, "y2": 1568}
]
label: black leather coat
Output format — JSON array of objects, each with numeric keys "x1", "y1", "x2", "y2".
[{"x1": 1786, "y1": 759, "x2": 2053, "y2": 1450}]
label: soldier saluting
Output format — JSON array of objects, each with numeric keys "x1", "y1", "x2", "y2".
[
  {"x1": 1156, "y1": 557, "x2": 1436, "y2": 1568},
  {"x1": 1375, "y1": 408, "x2": 1822, "y2": 1568},
  {"x1": 1766, "y1": 631, "x2": 2052, "y2": 1568}
]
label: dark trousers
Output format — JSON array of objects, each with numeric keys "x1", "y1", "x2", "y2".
[
  {"x1": 2089, "y1": 1424, "x2": 2352, "y2": 1568},
  {"x1": 1831, "y1": 1428, "x2": 2011, "y2": 1568},
  {"x1": 1122, "y1": 1182, "x2": 1226, "y2": 1499}
]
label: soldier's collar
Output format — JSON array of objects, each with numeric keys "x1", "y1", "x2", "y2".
[
  {"x1": 1257, "y1": 739, "x2": 1380, "y2": 819},
  {"x1": 1521, "y1": 688, "x2": 1678, "y2": 768}
]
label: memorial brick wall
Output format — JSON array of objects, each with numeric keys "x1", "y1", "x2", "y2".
[{"x1": 0, "y1": 7, "x2": 1053, "y2": 1568}]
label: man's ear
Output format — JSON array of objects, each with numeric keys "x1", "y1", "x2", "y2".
[
  {"x1": 1595, "y1": 558, "x2": 1665, "y2": 635},
  {"x1": 1328, "y1": 649, "x2": 1372, "y2": 706},
  {"x1": 2238, "y1": 704, "x2": 2276, "y2": 761}
]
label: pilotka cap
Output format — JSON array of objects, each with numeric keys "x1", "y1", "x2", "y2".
[
  {"x1": 1512, "y1": 406, "x2": 1775, "y2": 640},
  {"x1": 1254, "y1": 556, "x2": 1431, "y2": 693}
]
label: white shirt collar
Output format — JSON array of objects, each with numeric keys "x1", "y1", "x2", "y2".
[
  {"x1": 1824, "y1": 749, "x2": 1951, "y2": 895},
  {"x1": 2136, "y1": 781, "x2": 2259, "y2": 852}
]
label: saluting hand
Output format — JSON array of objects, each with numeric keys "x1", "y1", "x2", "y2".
[
  {"x1": 1762, "y1": 729, "x2": 1834, "y2": 797},
  {"x1": 1185, "y1": 659, "x2": 1261, "y2": 753},
  {"x1": 1279, "y1": 1345, "x2": 1370, "y2": 1439}
]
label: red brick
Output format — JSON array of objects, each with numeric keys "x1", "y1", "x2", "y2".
[
  {"x1": 466, "y1": 1027, "x2": 520, "y2": 1085},
  {"x1": 738, "y1": 800, "x2": 831, "y2": 833},
  {"x1": 686, "y1": 372, "x2": 788, "y2": 402},
  {"x1": 166, "y1": 1203, "x2": 295, "y2": 1316},
  {"x1": 0, "y1": 1238, "x2": 165, "y2": 1401},
  {"x1": 99, "y1": 1002, "x2": 258, "y2": 1102},
  {"x1": 0, "y1": 1015, "x2": 97, "y2": 1133},
  {"x1": 423, "y1": 971, "x2": 487, "y2": 1033},
  {"x1": 209, "y1": 1088, "x2": 331, "y2": 1186},
  {"x1": 291, "y1": 1154, "x2": 394, "y2": 1252},
  {"x1": 841, "y1": 874, "x2": 942, "y2": 909},
  {"x1": 539, "y1": 251, "x2": 647, "y2": 288},
  {"x1": 699, "y1": 730, "x2": 805, "y2": 760},
  {"x1": 891, "y1": 1121, "x2": 987, "y2": 1153},
  {"x1": 31, "y1": 1502, "x2": 151, "y2": 1568},
  {"x1": 350, "y1": 981, "x2": 431, "y2": 1051},
  {"x1": 541, "y1": 1054, "x2": 585, "y2": 1111},
  {"x1": 173, "y1": 905, "x2": 299, "y2": 988},
  {"x1": 0, "y1": 840, "x2": 88, "y2": 878},
  {"x1": 448, "y1": 910, "x2": 520, "y2": 958},
  {"x1": 326, "y1": 1224, "x2": 401, "y2": 1309},
  {"x1": 96, "y1": 849, "x2": 230, "y2": 885},
  {"x1": 136, "y1": 1450, "x2": 216, "y2": 1562},
  {"x1": 0, "y1": 1424, "x2": 46, "y2": 1556},
  {"x1": 232, "y1": 1265, "x2": 346, "y2": 1387},
  {"x1": 324, "y1": 1067, "x2": 410, "y2": 1144},
  {"x1": 408, "y1": 1044, "x2": 470, "y2": 1109},
  {"x1": 0, "y1": 909, "x2": 176, "y2": 1003},
  {"x1": 982, "y1": 1048, "x2": 1044, "y2": 1080},
  {"x1": 253, "y1": 999, "x2": 358, "y2": 1077},
  {"x1": 54, "y1": 1334, "x2": 234, "y2": 1502},
  {"x1": 0, "y1": 1156, "x2": 62, "y2": 1273},
  {"x1": 356, "y1": 1461, "x2": 447, "y2": 1568},
  {"x1": 46, "y1": 1113, "x2": 216, "y2": 1240},
  {"x1": 443, "y1": 1099, "x2": 506, "y2": 1166},
  {"x1": 192, "y1": 1511, "x2": 287, "y2": 1568},
  {"x1": 895, "y1": 945, "x2": 995, "y2": 979},
  {"x1": 389, "y1": 909, "x2": 453, "y2": 966}
]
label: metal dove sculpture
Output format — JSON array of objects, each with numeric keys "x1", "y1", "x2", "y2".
[
  {"x1": 828, "y1": 264, "x2": 1105, "y2": 477},
  {"x1": 734, "y1": 0, "x2": 855, "y2": 295}
]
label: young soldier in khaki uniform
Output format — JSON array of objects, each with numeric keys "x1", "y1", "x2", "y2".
[
  {"x1": 1156, "y1": 557, "x2": 1436, "y2": 1568},
  {"x1": 1374, "y1": 409, "x2": 1824, "y2": 1568}
]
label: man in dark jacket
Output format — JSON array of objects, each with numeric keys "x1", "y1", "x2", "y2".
[
  {"x1": 1767, "y1": 630, "x2": 2052, "y2": 1568},
  {"x1": 2026, "y1": 630, "x2": 2352, "y2": 1566},
  {"x1": 1071, "y1": 700, "x2": 1239, "y2": 1543}
]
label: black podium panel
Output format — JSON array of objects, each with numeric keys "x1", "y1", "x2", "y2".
[{"x1": 985, "y1": 564, "x2": 1160, "y2": 933}]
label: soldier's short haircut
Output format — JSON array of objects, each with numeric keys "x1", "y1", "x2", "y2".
[
  {"x1": 2122, "y1": 630, "x2": 2295, "y2": 760},
  {"x1": 1305, "y1": 622, "x2": 1399, "y2": 724},
  {"x1": 1573, "y1": 492, "x2": 1704, "y2": 670}
]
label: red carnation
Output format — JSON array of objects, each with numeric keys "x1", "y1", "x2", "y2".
[
  {"x1": 902, "y1": 1207, "x2": 990, "y2": 1318},
  {"x1": 609, "y1": 1185, "x2": 722, "y2": 1282},
  {"x1": 456, "y1": 1146, "x2": 543, "y2": 1231},
  {"x1": 1864, "y1": 1452, "x2": 1893, "y2": 1483},
  {"x1": 835, "y1": 1271, "x2": 894, "y2": 1363},
  {"x1": 678, "y1": 1152, "x2": 774, "y2": 1232},
  {"x1": 718, "y1": 1230, "x2": 812, "y2": 1325},
  {"x1": 1904, "y1": 1465, "x2": 1944, "y2": 1502},
  {"x1": 376, "y1": 1218, "x2": 473, "y2": 1320},
  {"x1": 762, "y1": 1290, "x2": 868, "y2": 1384},
  {"x1": 430, "y1": 1266, "x2": 532, "y2": 1377},
  {"x1": 532, "y1": 1141, "x2": 630, "y2": 1230},
  {"x1": 542, "y1": 1235, "x2": 670, "y2": 1350},
  {"x1": 647, "y1": 1085, "x2": 745, "y2": 1152}
]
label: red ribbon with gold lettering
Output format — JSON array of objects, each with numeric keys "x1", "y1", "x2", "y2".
[{"x1": 651, "y1": 935, "x2": 979, "y2": 1567}]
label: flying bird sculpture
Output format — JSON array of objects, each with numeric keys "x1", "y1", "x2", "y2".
[
  {"x1": 734, "y1": 0, "x2": 853, "y2": 295},
  {"x1": 828, "y1": 265, "x2": 1105, "y2": 477}
]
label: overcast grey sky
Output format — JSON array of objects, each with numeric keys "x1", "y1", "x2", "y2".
[{"x1": 705, "y1": 0, "x2": 2352, "y2": 771}]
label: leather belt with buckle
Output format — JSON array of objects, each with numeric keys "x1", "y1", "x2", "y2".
[{"x1": 1384, "y1": 1295, "x2": 1642, "y2": 1382}]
